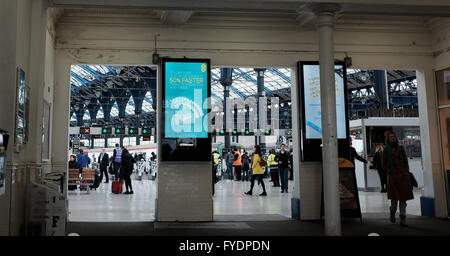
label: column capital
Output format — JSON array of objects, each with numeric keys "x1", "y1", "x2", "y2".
[
  {"x1": 310, "y1": 3, "x2": 341, "y2": 16},
  {"x1": 254, "y1": 68, "x2": 266, "y2": 77}
]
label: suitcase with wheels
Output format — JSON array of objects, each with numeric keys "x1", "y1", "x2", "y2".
[{"x1": 112, "y1": 180, "x2": 123, "y2": 194}]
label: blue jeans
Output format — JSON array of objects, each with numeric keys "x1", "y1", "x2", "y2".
[
  {"x1": 227, "y1": 164, "x2": 234, "y2": 180},
  {"x1": 391, "y1": 200, "x2": 407, "y2": 216},
  {"x1": 279, "y1": 167, "x2": 289, "y2": 191},
  {"x1": 242, "y1": 169, "x2": 249, "y2": 181}
]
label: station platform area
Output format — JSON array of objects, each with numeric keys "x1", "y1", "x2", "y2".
[{"x1": 68, "y1": 176, "x2": 423, "y2": 227}]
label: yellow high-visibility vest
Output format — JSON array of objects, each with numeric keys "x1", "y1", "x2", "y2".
[
  {"x1": 213, "y1": 153, "x2": 220, "y2": 165},
  {"x1": 267, "y1": 154, "x2": 278, "y2": 167}
]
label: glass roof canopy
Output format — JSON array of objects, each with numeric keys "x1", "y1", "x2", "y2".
[
  {"x1": 70, "y1": 65, "x2": 292, "y2": 121},
  {"x1": 211, "y1": 68, "x2": 292, "y2": 99},
  {"x1": 70, "y1": 65, "x2": 155, "y2": 121}
]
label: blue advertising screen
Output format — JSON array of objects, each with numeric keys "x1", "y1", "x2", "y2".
[
  {"x1": 164, "y1": 62, "x2": 208, "y2": 138},
  {"x1": 303, "y1": 64, "x2": 347, "y2": 139}
]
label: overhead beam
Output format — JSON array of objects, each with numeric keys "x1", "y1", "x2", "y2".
[
  {"x1": 160, "y1": 10, "x2": 193, "y2": 25},
  {"x1": 48, "y1": 1, "x2": 450, "y2": 17}
]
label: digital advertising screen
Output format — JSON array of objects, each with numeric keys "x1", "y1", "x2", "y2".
[
  {"x1": 161, "y1": 58, "x2": 211, "y2": 162},
  {"x1": 298, "y1": 61, "x2": 350, "y2": 162},
  {"x1": 302, "y1": 64, "x2": 347, "y2": 139},
  {"x1": 164, "y1": 62, "x2": 208, "y2": 138}
]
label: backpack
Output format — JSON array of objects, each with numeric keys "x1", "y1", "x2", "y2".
[
  {"x1": 242, "y1": 155, "x2": 249, "y2": 166},
  {"x1": 259, "y1": 156, "x2": 267, "y2": 167}
]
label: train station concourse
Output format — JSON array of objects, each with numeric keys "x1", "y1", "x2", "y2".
[{"x1": 1, "y1": 0, "x2": 450, "y2": 242}]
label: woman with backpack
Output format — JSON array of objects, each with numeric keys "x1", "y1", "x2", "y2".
[{"x1": 245, "y1": 145, "x2": 267, "y2": 196}]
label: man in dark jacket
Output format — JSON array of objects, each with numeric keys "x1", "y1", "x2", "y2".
[
  {"x1": 121, "y1": 147, "x2": 136, "y2": 194},
  {"x1": 98, "y1": 149, "x2": 109, "y2": 183},
  {"x1": 277, "y1": 144, "x2": 291, "y2": 193}
]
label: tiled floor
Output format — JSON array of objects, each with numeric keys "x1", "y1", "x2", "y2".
[
  {"x1": 68, "y1": 179, "x2": 157, "y2": 222},
  {"x1": 68, "y1": 177, "x2": 423, "y2": 222}
]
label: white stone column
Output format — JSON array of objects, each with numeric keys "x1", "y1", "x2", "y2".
[
  {"x1": 417, "y1": 69, "x2": 448, "y2": 217},
  {"x1": 315, "y1": 4, "x2": 341, "y2": 236},
  {"x1": 26, "y1": 0, "x2": 48, "y2": 169},
  {"x1": 51, "y1": 50, "x2": 72, "y2": 187}
]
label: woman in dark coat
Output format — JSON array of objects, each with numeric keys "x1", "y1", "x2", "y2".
[
  {"x1": 121, "y1": 148, "x2": 136, "y2": 194},
  {"x1": 382, "y1": 132, "x2": 414, "y2": 227}
]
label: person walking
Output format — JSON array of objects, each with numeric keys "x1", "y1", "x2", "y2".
[
  {"x1": 233, "y1": 148, "x2": 242, "y2": 181},
  {"x1": 121, "y1": 148, "x2": 136, "y2": 194},
  {"x1": 277, "y1": 144, "x2": 290, "y2": 193},
  {"x1": 382, "y1": 131, "x2": 414, "y2": 227},
  {"x1": 98, "y1": 149, "x2": 110, "y2": 183},
  {"x1": 112, "y1": 143, "x2": 122, "y2": 180},
  {"x1": 241, "y1": 151, "x2": 250, "y2": 182},
  {"x1": 373, "y1": 143, "x2": 387, "y2": 192},
  {"x1": 225, "y1": 150, "x2": 234, "y2": 180},
  {"x1": 267, "y1": 149, "x2": 280, "y2": 187},
  {"x1": 245, "y1": 145, "x2": 267, "y2": 196}
]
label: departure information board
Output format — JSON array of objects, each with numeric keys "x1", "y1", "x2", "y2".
[{"x1": 164, "y1": 62, "x2": 208, "y2": 138}]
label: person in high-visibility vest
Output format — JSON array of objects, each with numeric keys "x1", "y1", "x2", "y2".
[
  {"x1": 233, "y1": 148, "x2": 242, "y2": 181},
  {"x1": 212, "y1": 151, "x2": 220, "y2": 165},
  {"x1": 212, "y1": 150, "x2": 221, "y2": 192},
  {"x1": 267, "y1": 149, "x2": 280, "y2": 187}
]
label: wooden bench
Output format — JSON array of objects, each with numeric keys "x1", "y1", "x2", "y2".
[{"x1": 68, "y1": 168, "x2": 95, "y2": 194}]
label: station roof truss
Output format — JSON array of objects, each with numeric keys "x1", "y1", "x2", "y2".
[
  {"x1": 70, "y1": 65, "x2": 417, "y2": 129},
  {"x1": 347, "y1": 69, "x2": 418, "y2": 113},
  {"x1": 70, "y1": 65, "x2": 156, "y2": 127}
]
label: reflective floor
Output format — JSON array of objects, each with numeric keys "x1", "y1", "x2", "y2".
[
  {"x1": 68, "y1": 176, "x2": 422, "y2": 222},
  {"x1": 68, "y1": 179, "x2": 157, "y2": 222}
]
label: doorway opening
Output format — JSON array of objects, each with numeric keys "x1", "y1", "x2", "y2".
[
  {"x1": 67, "y1": 65, "x2": 158, "y2": 222},
  {"x1": 348, "y1": 69, "x2": 422, "y2": 217},
  {"x1": 210, "y1": 67, "x2": 294, "y2": 221}
]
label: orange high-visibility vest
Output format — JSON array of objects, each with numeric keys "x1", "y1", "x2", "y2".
[{"x1": 233, "y1": 151, "x2": 242, "y2": 166}]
